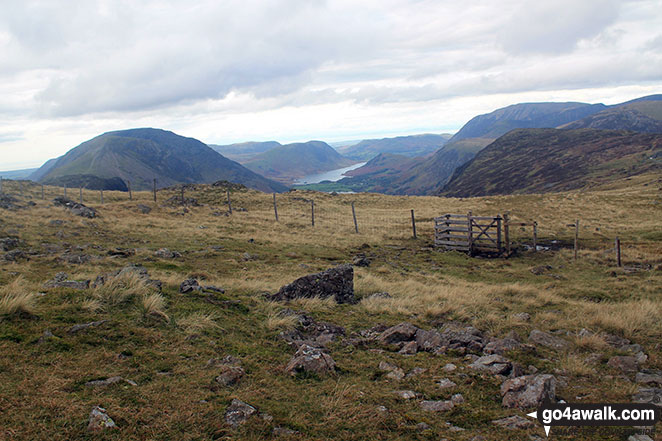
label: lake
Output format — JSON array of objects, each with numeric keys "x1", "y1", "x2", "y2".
[{"x1": 293, "y1": 162, "x2": 366, "y2": 185}]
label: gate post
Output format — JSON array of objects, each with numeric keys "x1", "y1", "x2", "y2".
[{"x1": 467, "y1": 211, "x2": 473, "y2": 254}]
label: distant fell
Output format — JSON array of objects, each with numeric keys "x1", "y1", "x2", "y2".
[
  {"x1": 209, "y1": 141, "x2": 282, "y2": 162},
  {"x1": 338, "y1": 133, "x2": 452, "y2": 161},
  {"x1": 243, "y1": 141, "x2": 355, "y2": 184},
  {"x1": 30, "y1": 128, "x2": 288, "y2": 193},
  {"x1": 442, "y1": 128, "x2": 662, "y2": 197}
]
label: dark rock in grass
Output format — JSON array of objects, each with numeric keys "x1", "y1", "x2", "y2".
[
  {"x1": 469, "y1": 355, "x2": 513, "y2": 376},
  {"x1": 501, "y1": 374, "x2": 557, "y2": 409},
  {"x1": 352, "y1": 253, "x2": 371, "y2": 267},
  {"x1": 59, "y1": 252, "x2": 91, "y2": 265},
  {"x1": 635, "y1": 370, "x2": 662, "y2": 386},
  {"x1": 483, "y1": 338, "x2": 525, "y2": 355},
  {"x1": 0, "y1": 237, "x2": 19, "y2": 251},
  {"x1": 528, "y1": 329, "x2": 569, "y2": 350},
  {"x1": 0, "y1": 194, "x2": 21, "y2": 210},
  {"x1": 154, "y1": 248, "x2": 181, "y2": 259},
  {"x1": 93, "y1": 264, "x2": 162, "y2": 292},
  {"x1": 87, "y1": 406, "x2": 116, "y2": 431},
  {"x1": 438, "y1": 323, "x2": 485, "y2": 353},
  {"x1": 530, "y1": 265, "x2": 552, "y2": 275},
  {"x1": 4, "y1": 249, "x2": 27, "y2": 261},
  {"x1": 399, "y1": 340, "x2": 418, "y2": 354},
  {"x1": 632, "y1": 388, "x2": 662, "y2": 407},
  {"x1": 279, "y1": 311, "x2": 345, "y2": 349},
  {"x1": 365, "y1": 292, "x2": 391, "y2": 300},
  {"x1": 180, "y1": 278, "x2": 201, "y2": 293},
  {"x1": 136, "y1": 204, "x2": 152, "y2": 214},
  {"x1": 285, "y1": 344, "x2": 336, "y2": 376},
  {"x1": 68, "y1": 320, "x2": 108, "y2": 334},
  {"x1": 53, "y1": 197, "x2": 97, "y2": 218},
  {"x1": 607, "y1": 355, "x2": 639, "y2": 373},
  {"x1": 491, "y1": 415, "x2": 535, "y2": 429},
  {"x1": 377, "y1": 322, "x2": 420, "y2": 346},
  {"x1": 107, "y1": 248, "x2": 135, "y2": 258},
  {"x1": 269, "y1": 264, "x2": 355, "y2": 304},
  {"x1": 215, "y1": 365, "x2": 245, "y2": 387},
  {"x1": 44, "y1": 272, "x2": 90, "y2": 290},
  {"x1": 225, "y1": 399, "x2": 257, "y2": 428},
  {"x1": 420, "y1": 400, "x2": 454, "y2": 412}
]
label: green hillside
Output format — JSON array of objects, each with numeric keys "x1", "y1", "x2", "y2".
[
  {"x1": 30, "y1": 128, "x2": 288, "y2": 193},
  {"x1": 338, "y1": 134, "x2": 452, "y2": 161},
  {"x1": 209, "y1": 141, "x2": 282, "y2": 163},
  {"x1": 442, "y1": 128, "x2": 662, "y2": 197},
  {"x1": 243, "y1": 141, "x2": 356, "y2": 184}
]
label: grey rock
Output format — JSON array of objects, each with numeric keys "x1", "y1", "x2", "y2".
[
  {"x1": 628, "y1": 435, "x2": 654, "y2": 441},
  {"x1": 352, "y1": 253, "x2": 371, "y2": 267},
  {"x1": 377, "y1": 322, "x2": 419, "y2": 346},
  {"x1": 405, "y1": 367, "x2": 427, "y2": 379},
  {"x1": 635, "y1": 370, "x2": 662, "y2": 386},
  {"x1": 420, "y1": 400, "x2": 454, "y2": 412},
  {"x1": 443, "y1": 363, "x2": 457, "y2": 372},
  {"x1": 632, "y1": 388, "x2": 662, "y2": 407},
  {"x1": 451, "y1": 393, "x2": 465, "y2": 404},
  {"x1": 85, "y1": 377, "x2": 136, "y2": 388},
  {"x1": 68, "y1": 320, "x2": 108, "y2": 334},
  {"x1": 438, "y1": 323, "x2": 485, "y2": 353},
  {"x1": 180, "y1": 278, "x2": 201, "y2": 293},
  {"x1": 501, "y1": 374, "x2": 557, "y2": 409},
  {"x1": 528, "y1": 329, "x2": 569, "y2": 350},
  {"x1": 0, "y1": 237, "x2": 19, "y2": 251},
  {"x1": 44, "y1": 272, "x2": 90, "y2": 290},
  {"x1": 415, "y1": 422, "x2": 430, "y2": 431},
  {"x1": 273, "y1": 427, "x2": 299, "y2": 436},
  {"x1": 393, "y1": 390, "x2": 417, "y2": 400},
  {"x1": 225, "y1": 399, "x2": 257, "y2": 428},
  {"x1": 53, "y1": 197, "x2": 97, "y2": 218},
  {"x1": 215, "y1": 366, "x2": 245, "y2": 387},
  {"x1": 415, "y1": 328, "x2": 443, "y2": 352},
  {"x1": 607, "y1": 356, "x2": 639, "y2": 373},
  {"x1": 285, "y1": 344, "x2": 336, "y2": 376},
  {"x1": 4, "y1": 249, "x2": 27, "y2": 261},
  {"x1": 399, "y1": 340, "x2": 418, "y2": 354},
  {"x1": 136, "y1": 204, "x2": 152, "y2": 214},
  {"x1": 469, "y1": 354, "x2": 512, "y2": 375},
  {"x1": 154, "y1": 248, "x2": 181, "y2": 259},
  {"x1": 269, "y1": 264, "x2": 355, "y2": 304},
  {"x1": 437, "y1": 378, "x2": 457, "y2": 390},
  {"x1": 512, "y1": 312, "x2": 531, "y2": 322},
  {"x1": 491, "y1": 415, "x2": 534, "y2": 429},
  {"x1": 87, "y1": 406, "x2": 116, "y2": 431},
  {"x1": 366, "y1": 292, "x2": 391, "y2": 299},
  {"x1": 38, "y1": 329, "x2": 54, "y2": 343},
  {"x1": 483, "y1": 338, "x2": 523, "y2": 355}
]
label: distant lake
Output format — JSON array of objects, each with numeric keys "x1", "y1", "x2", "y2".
[{"x1": 293, "y1": 162, "x2": 366, "y2": 185}]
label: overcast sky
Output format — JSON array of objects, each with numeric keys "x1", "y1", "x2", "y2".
[{"x1": 1, "y1": 0, "x2": 661, "y2": 170}]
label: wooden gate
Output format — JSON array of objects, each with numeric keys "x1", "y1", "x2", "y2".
[{"x1": 434, "y1": 212, "x2": 505, "y2": 255}]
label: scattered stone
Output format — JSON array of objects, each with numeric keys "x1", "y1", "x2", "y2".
[
  {"x1": 107, "y1": 248, "x2": 135, "y2": 258},
  {"x1": 405, "y1": 367, "x2": 427, "y2": 379},
  {"x1": 53, "y1": 197, "x2": 97, "y2": 218},
  {"x1": 273, "y1": 427, "x2": 299, "y2": 436},
  {"x1": 4, "y1": 249, "x2": 27, "y2": 261},
  {"x1": 206, "y1": 355, "x2": 241, "y2": 369},
  {"x1": 87, "y1": 406, "x2": 116, "y2": 431},
  {"x1": 241, "y1": 252, "x2": 257, "y2": 261},
  {"x1": 469, "y1": 355, "x2": 513, "y2": 375},
  {"x1": 443, "y1": 363, "x2": 457, "y2": 372},
  {"x1": 501, "y1": 375, "x2": 557, "y2": 409},
  {"x1": 285, "y1": 344, "x2": 336, "y2": 376},
  {"x1": 415, "y1": 422, "x2": 430, "y2": 431},
  {"x1": 491, "y1": 415, "x2": 535, "y2": 429},
  {"x1": 225, "y1": 399, "x2": 257, "y2": 428},
  {"x1": 483, "y1": 338, "x2": 524, "y2": 355},
  {"x1": 415, "y1": 328, "x2": 443, "y2": 352},
  {"x1": 85, "y1": 377, "x2": 136, "y2": 388},
  {"x1": 0, "y1": 237, "x2": 19, "y2": 251},
  {"x1": 378, "y1": 361, "x2": 405, "y2": 381},
  {"x1": 215, "y1": 365, "x2": 245, "y2": 387},
  {"x1": 632, "y1": 388, "x2": 662, "y2": 407},
  {"x1": 44, "y1": 272, "x2": 90, "y2": 290},
  {"x1": 607, "y1": 356, "x2": 639, "y2": 373},
  {"x1": 512, "y1": 312, "x2": 531, "y2": 322},
  {"x1": 154, "y1": 248, "x2": 181, "y2": 259},
  {"x1": 393, "y1": 390, "x2": 417, "y2": 400},
  {"x1": 269, "y1": 264, "x2": 355, "y2": 304},
  {"x1": 451, "y1": 393, "x2": 465, "y2": 404},
  {"x1": 136, "y1": 204, "x2": 152, "y2": 214},
  {"x1": 528, "y1": 329, "x2": 569, "y2": 350},
  {"x1": 377, "y1": 322, "x2": 420, "y2": 346},
  {"x1": 437, "y1": 378, "x2": 457, "y2": 390},
  {"x1": 180, "y1": 278, "x2": 201, "y2": 293},
  {"x1": 352, "y1": 253, "x2": 371, "y2": 267},
  {"x1": 0, "y1": 194, "x2": 20, "y2": 210},
  {"x1": 437, "y1": 323, "x2": 485, "y2": 353},
  {"x1": 279, "y1": 310, "x2": 345, "y2": 348},
  {"x1": 38, "y1": 329, "x2": 54, "y2": 343},
  {"x1": 59, "y1": 251, "x2": 91, "y2": 265},
  {"x1": 635, "y1": 370, "x2": 662, "y2": 386},
  {"x1": 399, "y1": 340, "x2": 418, "y2": 354},
  {"x1": 420, "y1": 400, "x2": 454, "y2": 412},
  {"x1": 375, "y1": 405, "x2": 388, "y2": 414},
  {"x1": 68, "y1": 320, "x2": 108, "y2": 334},
  {"x1": 628, "y1": 435, "x2": 654, "y2": 441},
  {"x1": 365, "y1": 292, "x2": 391, "y2": 299}
]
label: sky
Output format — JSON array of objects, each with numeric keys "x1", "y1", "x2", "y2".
[{"x1": 1, "y1": 0, "x2": 661, "y2": 171}]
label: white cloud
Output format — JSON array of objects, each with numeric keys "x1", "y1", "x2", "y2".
[{"x1": 0, "y1": 0, "x2": 661, "y2": 169}]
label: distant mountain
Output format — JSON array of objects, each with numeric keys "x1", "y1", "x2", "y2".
[
  {"x1": 450, "y1": 102, "x2": 606, "y2": 142},
  {"x1": 209, "y1": 141, "x2": 282, "y2": 162},
  {"x1": 338, "y1": 134, "x2": 452, "y2": 161},
  {"x1": 243, "y1": 141, "x2": 355, "y2": 184},
  {"x1": 30, "y1": 128, "x2": 288, "y2": 192},
  {"x1": 560, "y1": 96, "x2": 662, "y2": 132},
  {"x1": 442, "y1": 128, "x2": 662, "y2": 197},
  {"x1": 0, "y1": 168, "x2": 38, "y2": 179}
]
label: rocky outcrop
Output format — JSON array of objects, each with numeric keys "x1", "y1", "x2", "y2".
[
  {"x1": 53, "y1": 197, "x2": 97, "y2": 218},
  {"x1": 501, "y1": 374, "x2": 557, "y2": 408},
  {"x1": 279, "y1": 310, "x2": 345, "y2": 349},
  {"x1": 528, "y1": 329, "x2": 569, "y2": 350},
  {"x1": 44, "y1": 272, "x2": 90, "y2": 290},
  {"x1": 269, "y1": 264, "x2": 355, "y2": 304},
  {"x1": 87, "y1": 406, "x2": 116, "y2": 431},
  {"x1": 225, "y1": 399, "x2": 257, "y2": 428},
  {"x1": 469, "y1": 355, "x2": 513, "y2": 376},
  {"x1": 285, "y1": 344, "x2": 336, "y2": 376}
]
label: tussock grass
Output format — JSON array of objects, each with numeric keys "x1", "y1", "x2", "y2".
[
  {"x1": 92, "y1": 272, "x2": 152, "y2": 308},
  {"x1": 580, "y1": 298, "x2": 662, "y2": 340},
  {"x1": 0, "y1": 277, "x2": 38, "y2": 318},
  {"x1": 81, "y1": 297, "x2": 103, "y2": 313},
  {"x1": 141, "y1": 293, "x2": 169, "y2": 322},
  {"x1": 177, "y1": 311, "x2": 219, "y2": 335}
]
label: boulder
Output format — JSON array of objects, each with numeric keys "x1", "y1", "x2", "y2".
[
  {"x1": 377, "y1": 322, "x2": 419, "y2": 346},
  {"x1": 528, "y1": 329, "x2": 569, "y2": 350},
  {"x1": 483, "y1": 338, "x2": 524, "y2": 355},
  {"x1": 439, "y1": 323, "x2": 485, "y2": 353},
  {"x1": 420, "y1": 400, "x2": 454, "y2": 412},
  {"x1": 225, "y1": 399, "x2": 257, "y2": 428},
  {"x1": 269, "y1": 264, "x2": 355, "y2": 304},
  {"x1": 469, "y1": 355, "x2": 513, "y2": 375},
  {"x1": 399, "y1": 340, "x2": 418, "y2": 355},
  {"x1": 635, "y1": 370, "x2": 662, "y2": 386},
  {"x1": 215, "y1": 366, "x2": 245, "y2": 387},
  {"x1": 44, "y1": 272, "x2": 90, "y2": 290},
  {"x1": 285, "y1": 344, "x2": 336, "y2": 376},
  {"x1": 491, "y1": 415, "x2": 535, "y2": 429},
  {"x1": 279, "y1": 310, "x2": 345, "y2": 348},
  {"x1": 53, "y1": 197, "x2": 97, "y2": 218},
  {"x1": 180, "y1": 278, "x2": 201, "y2": 293},
  {"x1": 415, "y1": 328, "x2": 443, "y2": 352},
  {"x1": 607, "y1": 356, "x2": 639, "y2": 373},
  {"x1": 437, "y1": 378, "x2": 457, "y2": 390},
  {"x1": 352, "y1": 253, "x2": 371, "y2": 267},
  {"x1": 501, "y1": 374, "x2": 557, "y2": 409},
  {"x1": 154, "y1": 248, "x2": 181, "y2": 259},
  {"x1": 87, "y1": 406, "x2": 116, "y2": 431}
]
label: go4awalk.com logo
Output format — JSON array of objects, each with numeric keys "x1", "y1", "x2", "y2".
[{"x1": 527, "y1": 402, "x2": 661, "y2": 437}]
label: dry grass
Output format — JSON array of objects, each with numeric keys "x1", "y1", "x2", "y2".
[
  {"x1": 0, "y1": 277, "x2": 38, "y2": 318},
  {"x1": 92, "y1": 272, "x2": 153, "y2": 308},
  {"x1": 177, "y1": 311, "x2": 219, "y2": 335},
  {"x1": 579, "y1": 298, "x2": 662, "y2": 340},
  {"x1": 141, "y1": 293, "x2": 169, "y2": 322},
  {"x1": 81, "y1": 297, "x2": 103, "y2": 313}
]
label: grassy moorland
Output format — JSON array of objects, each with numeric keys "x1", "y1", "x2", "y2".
[{"x1": 0, "y1": 175, "x2": 660, "y2": 440}]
